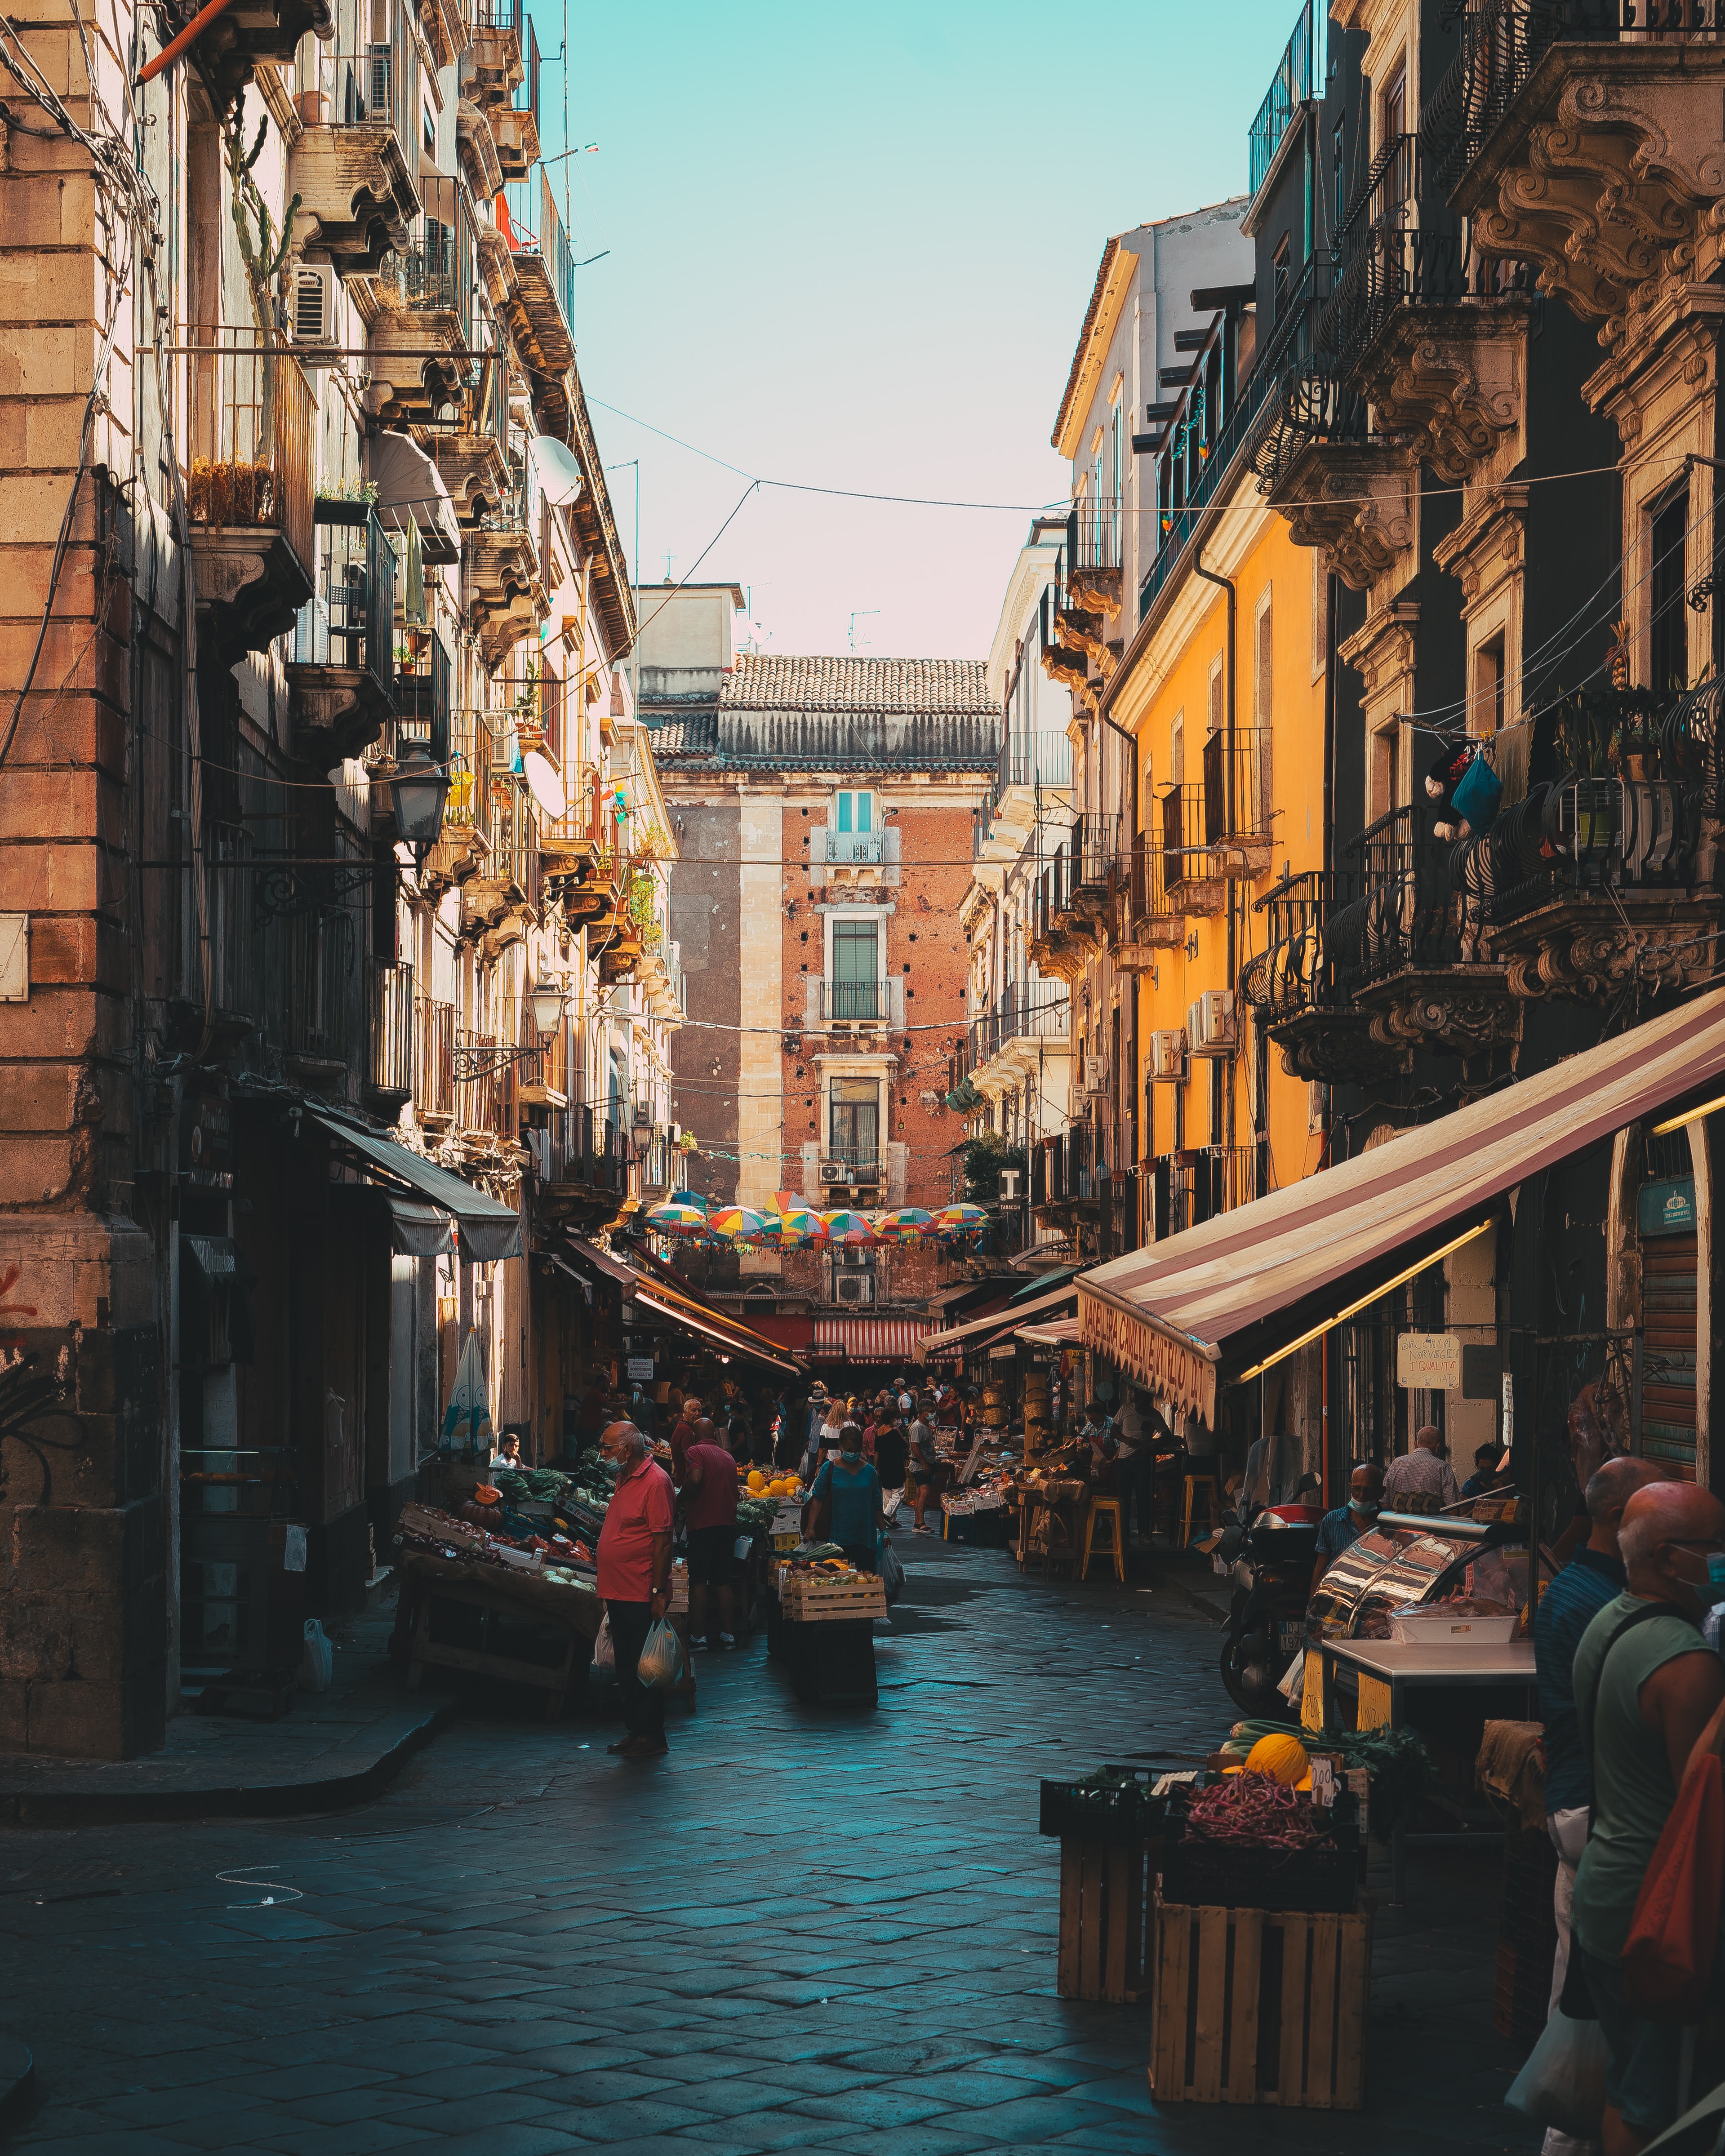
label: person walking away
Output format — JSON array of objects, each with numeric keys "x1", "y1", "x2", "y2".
[
  {"x1": 1381, "y1": 1424, "x2": 1462, "y2": 1512},
  {"x1": 774, "y1": 1391, "x2": 806, "y2": 1471},
  {"x1": 1533, "y1": 1457, "x2": 1663, "y2": 2156},
  {"x1": 1570, "y1": 1482, "x2": 1725, "y2": 2154},
  {"x1": 668, "y1": 1396, "x2": 703, "y2": 1481},
  {"x1": 595, "y1": 1424, "x2": 675, "y2": 1758},
  {"x1": 906, "y1": 1408, "x2": 947, "y2": 1533},
  {"x1": 679, "y1": 1424, "x2": 742, "y2": 1651},
  {"x1": 810, "y1": 1424, "x2": 885, "y2": 1570},
  {"x1": 1309, "y1": 1463, "x2": 1384, "y2": 1600}
]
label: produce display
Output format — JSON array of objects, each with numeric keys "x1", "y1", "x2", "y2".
[{"x1": 1183, "y1": 1772, "x2": 1322, "y2": 1849}]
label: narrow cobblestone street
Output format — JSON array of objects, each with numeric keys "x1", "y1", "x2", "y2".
[{"x1": 2, "y1": 1540, "x2": 1538, "y2": 2156}]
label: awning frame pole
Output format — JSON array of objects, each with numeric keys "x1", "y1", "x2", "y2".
[{"x1": 1233, "y1": 1216, "x2": 1496, "y2": 1388}]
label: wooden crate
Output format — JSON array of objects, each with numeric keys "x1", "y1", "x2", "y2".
[
  {"x1": 780, "y1": 1576, "x2": 887, "y2": 1624},
  {"x1": 1149, "y1": 1894, "x2": 1371, "y2": 2109},
  {"x1": 1057, "y1": 1837, "x2": 1158, "y2": 2003}
]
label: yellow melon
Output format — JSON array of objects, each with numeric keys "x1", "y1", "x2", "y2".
[{"x1": 1244, "y1": 1733, "x2": 1310, "y2": 1787}]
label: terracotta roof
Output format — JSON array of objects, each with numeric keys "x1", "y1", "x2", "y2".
[
  {"x1": 645, "y1": 712, "x2": 720, "y2": 759},
  {"x1": 719, "y1": 654, "x2": 994, "y2": 715}
]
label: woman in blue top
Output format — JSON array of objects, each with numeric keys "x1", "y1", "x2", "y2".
[{"x1": 810, "y1": 1423, "x2": 885, "y2": 1572}]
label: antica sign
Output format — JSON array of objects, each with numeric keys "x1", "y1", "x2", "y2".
[{"x1": 1078, "y1": 1289, "x2": 1218, "y2": 1423}]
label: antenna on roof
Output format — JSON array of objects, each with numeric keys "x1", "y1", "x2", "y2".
[{"x1": 848, "y1": 609, "x2": 879, "y2": 652}]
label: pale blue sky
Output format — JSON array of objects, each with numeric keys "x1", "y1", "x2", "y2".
[{"x1": 533, "y1": 0, "x2": 1307, "y2": 660}]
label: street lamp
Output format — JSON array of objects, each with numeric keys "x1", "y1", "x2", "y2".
[
  {"x1": 452, "y1": 979, "x2": 569, "y2": 1079},
  {"x1": 389, "y1": 748, "x2": 450, "y2": 849}
]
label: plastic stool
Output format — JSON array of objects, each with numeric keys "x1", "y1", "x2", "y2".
[
  {"x1": 1081, "y1": 1498, "x2": 1126, "y2": 1583},
  {"x1": 1180, "y1": 1474, "x2": 1219, "y2": 1548}
]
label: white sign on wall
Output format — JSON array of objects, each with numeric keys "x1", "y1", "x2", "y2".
[{"x1": 1396, "y1": 1332, "x2": 1463, "y2": 1390}]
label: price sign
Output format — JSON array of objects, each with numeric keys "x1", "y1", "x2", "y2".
[
  {"x1": 626, "y1": 1356, "x2": 654, "y2": 1381},
  {"x1": 1396, "y1": 1332, "x2": 1462, "y2": 1390}
]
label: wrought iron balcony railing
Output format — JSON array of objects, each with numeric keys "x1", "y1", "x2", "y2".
[
  {"x1": 1068, "y1": 497, "x2": 1121, "y2": 578},
  {"x1": 282, "y1": 907, "x2": 356, "y2": 1068},
  {"x1": 966, "y1": 982, "x2": 1071, "y2": 1071},
  {"x1": 1075, "y1": 809, "x2": 1122, "y2": 892},
  {"x1": 1160, "y1": 784, "x2": 1210, "y2": 892},
  {"x1": 414, "y1": 995, "x2": 455, "y2": 1120},
  {"x1": 1343, "y1": 801, "x2": 1480, "y2": 982},
  {"x1": 376, "y1": 173, "x2": 475, "y2": 342},
  {"x1": 182, "y1": 330, "x2": 316, "y2": 579},
  {"x1": 291, "y1": 503, "x2": 397, "y2": 704},
  {"x1": 1240, "y1": 867, "x2": 1362, "y2": 1024},
  {"x1": 1150, "y1": 1145, "x2": 1262, "y2": 1240},
  {"x1": 996, "y1": 731, "x2": 1074, "y2": 795},
  {"x1": 1126, "y1": 828, "x2": 1181, "y2": 936},
  {"x1": 1201, "y1": 726, "x2": 1272, "y2": 845},
  {"x1": 1421, "y1": 0, "x2": 1634, "y2": 198},
  {"x1": 203, "y1": 820, "x2": 261, "y2": 1022}
]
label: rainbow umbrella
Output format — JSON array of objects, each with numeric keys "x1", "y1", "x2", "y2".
[
  {"x1": 820, "y1": 1208, "x2": 879, "y2": 1245},
  {"x1": 645, "y1": 1200, "x2": 709, "y2": 1236},
  {"x1": 934, "y1": 1203, "x2": 989, "y2": 1237},
  {"x1": 767, "y1": 1206, "x2": 828, "y2": 1247},
  {"x1": 876, "y1": 1207, "x2": 934, "y2": 1241},
  {"x1": 708, "y1": 1206, "x2": 769, "y2": 1240}
]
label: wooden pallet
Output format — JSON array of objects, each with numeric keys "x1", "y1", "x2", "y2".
[
  {"x1": 1149, "y1": 1894, "x2": 1371, "y2": 2109},
  {"x1": 1057, "y1": 1837, "x2": 1160, "y2": 2002}
]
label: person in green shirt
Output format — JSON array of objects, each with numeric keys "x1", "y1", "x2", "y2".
[{"x1": 1570, "y1": 1480, "x2": 1725, "y2": 2155}]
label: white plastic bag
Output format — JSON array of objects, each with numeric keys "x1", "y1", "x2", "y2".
[
  {"x1": 300, "y1": 1619, "x2": 333, "y2": 1693},
  {"x1": 591, "y1": 1616, "x2": 615, "y2": 1678},
  {"x1": 637, "y1": 1617, "x2": 682, "y2": 1690},
  {"x1": 878, "y1": 1537, "x2": 905, "y2": 1605},
  {"x1": 1504, "y1": 2009, "x2": 1608, "y2": 2139}
]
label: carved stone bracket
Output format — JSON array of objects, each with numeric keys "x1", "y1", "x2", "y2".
[
  {"x1": 1269, "y1": 441, "x2": 1416, "y2": 591},
  {"x1": 430, "y1": 431, "x2": 513, "y2": 525},
  {"x1": 455, "y1": 98, "x2": 504, "y2": 201},
  {"x1": 1068, "y1": 567, "x2": 1122, "y2": 621},
  {"x1": 1355, "y1": 964, "x2": 1520, "y2": 1059},
  {"x1": 1454, "y1": 44, "x2": 1725, "y2": 333},
  {"x1": 289, "y1": 124, "x2": 420, "y2": 274},
  {"x1": 1360, "y1": 301, "x2": 1530, "y2": 485},
  {"x1": 287, "y1": 664, "x2": 392, "y2": 768},
  {"x1": 1270, "y1": 1007, "x2": 1409, "y2": 1084},
  {"x1": 189, "y1": 527, "x2": 314, "y2": 664},
  {"x1": 1494, "y1": 893, "x2": 1720, "y2": 1003},
  {"x1": 469, "y1": 527, "x2": 547, "y2": 671}
]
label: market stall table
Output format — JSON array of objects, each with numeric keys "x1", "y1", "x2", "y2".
[{"x1": 1304, "y1": 1635, "x2": 1537, "y2": 1903}]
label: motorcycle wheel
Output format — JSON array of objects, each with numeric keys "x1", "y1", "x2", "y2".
[{"x1": 1219, "y1": 1630, "x2": 1285, "y2": 1719}]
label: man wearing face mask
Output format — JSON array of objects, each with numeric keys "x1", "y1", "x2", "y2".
[
  {"x1": 594, "y1": 1423, "x2": 676, "y2": 1759},
  {"x1": 809, "y1": 1422, "x2": 885, "y2": 1573},
  {"x1": 1569, "y1": 1482, "x2": 1725, "y2": 2155},
  {"x1": 1309, "y1": 1461, "x2": 1384, "y2": 1601}
]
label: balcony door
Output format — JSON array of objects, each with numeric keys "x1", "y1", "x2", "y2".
[
  {"x1": 831, "y1": 918, "x2": 879, "y2": 1021},
  {"x1": 830, "y1": 1077, "x2": 879, "y2": 1179}
]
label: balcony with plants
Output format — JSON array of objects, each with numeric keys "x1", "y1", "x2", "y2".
[
  {"x1": 288, "y1": 500, "x2": 398, "y2": 766},
  {"x1": 182, "y1": 326, "x2": 316, "y2": 662},
  {"x1": 1421, "y1": 0, "x2": 1725, "y2": 330},
  {"x1": 369, "y1": 174, "x2": 480, "y2": 424},
  {"x1": 1458, "y1": 679, "x2": 1720, "y2": 1003},
  {"x1": 289, "y1": 0, "x2": 422, "y2": 273}
]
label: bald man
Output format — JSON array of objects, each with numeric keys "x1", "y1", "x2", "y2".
[
  {"x1": 1569, "y1": 1482, "x2": 1725, "y2": 2154},
  {"x1": 1380, "y1": 1423, "x2": 1462, "y2": 1512},
  {"x1": 1533, "y1": 1457, "x2": 1663, "y2": 2156}
]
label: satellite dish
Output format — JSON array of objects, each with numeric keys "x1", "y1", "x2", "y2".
[
  {"x1": 529, "y1": 435, "x2": 584, "y2": 507},
  {"x1": 522, "y1": 750, "x2": 567, "y2": 821}
]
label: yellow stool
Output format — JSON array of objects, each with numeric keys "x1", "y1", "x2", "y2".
[
  {"x1": 1180, "y1": 1474, "x2": 1219, "y2": 1548},
  {"x1": 1081, "y1": 1497, "x2": 1126, "y2": 1583}
]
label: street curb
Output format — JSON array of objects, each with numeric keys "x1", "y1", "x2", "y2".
[
  {"x1": 0, "y1": 1700, "x2": 458, "y2": 1830},
  {"x1": 0, "y1": 2037, "x2": 35, "y2": 2135},
  {"x1": 1177, "y1": 1580, "x2": 1229, "y2": 1627}
]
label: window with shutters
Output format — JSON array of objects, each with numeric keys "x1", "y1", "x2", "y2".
[
  {"x1": 541, "y1": 667, "x2": 564, "y2": 764},
  {"x1": 1255, "y1": 592, "x2": 1274, "y2": 834}
]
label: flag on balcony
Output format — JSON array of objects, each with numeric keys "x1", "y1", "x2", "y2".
[{"x1": 440, "y1": 1329, "x2": 493, "y2": 1451}]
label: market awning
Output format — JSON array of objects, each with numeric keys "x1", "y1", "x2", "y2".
[
  {"x1": 366, "y1": 431, "x2": 461, "y2": 565},
  {"x1": 1018, "y1": 1316, "x2": 1080, "y2": 1348},
  {"x1": 1079, "y1": 986, "x2": 1725, "y2": 1424},
  {"x1": 389, "y1": 1198, "x2": 457, "y2": 1258},
  {"x1": 310, "y1": 1109, "x2": 523, "y2": 1262},
  {"x1": 628, "y1": 1285, "x2": 804, "y2": 1376},
  {"x1": 916, "y1": 1282, "x2": 1076, "y2": 1363},
  {"x1": 812, "y1": 1318, "x2": 929, "y2": 1364},
  {"x1": 563, "y1": 1235, "x2": 639, "y2": 1289},
  {"x1": 1007, "y1": 1263, "x2": 1080, "y2": 1303}
]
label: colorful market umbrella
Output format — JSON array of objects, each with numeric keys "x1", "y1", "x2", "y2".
[
  {"x1": 708, "y1": 1206, "x2": 769, "y2": 1239},
  {"x1": 645, "y1": 1200, "x2": 709, "y2": 1236},
  {"x1": 934, "y1": 1203, "x2": 989, "y2": 1236},
  {"x1": 759, "y1": 1206, "x2": 827, "y2": 1247},
  {"x1": 876, "y1": 1207, "x2": 934, "y2": 1241},
  {"x1": 820, "y1": 1208, "x2": 879, "y2": 1245}
]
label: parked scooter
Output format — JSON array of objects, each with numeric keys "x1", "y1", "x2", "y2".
[{"x1": 1214, "y1": 1488, "x2": 1321, "y2": 1717}]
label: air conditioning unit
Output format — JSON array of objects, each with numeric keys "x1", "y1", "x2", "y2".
[
  {"x1": 1082, "y1": 1051, "x2": 1111, "y2": 1099},
  {"x1": 1149, "y1": 1028, "x2": 1187, "y2": 1081},
  {"x1": 818, "y1": 1160, "x2": 847, "y2": 1186},
  {"x1": 1187, "y1": 988, "x2": 1240, "y2": 1058},
  {"x1": 998, "y1": 1168, "x2": 1022, "y2": 1203},
  {"x1": 289, "y1": 264, "x2": 335, "y2": 346},
  {"x1": 834, "y1": 1272, "x2": 876, "y2": 1307}
]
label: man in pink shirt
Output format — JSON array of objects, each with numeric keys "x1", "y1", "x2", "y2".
[
  {"x1": 678, "y1": 1427, "x2": 741, "y2": 1652},
  {"x1": 595, "y1": 1423, "x2": 675, "y2": 1758}
]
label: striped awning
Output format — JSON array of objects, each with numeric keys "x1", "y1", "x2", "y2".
[
  {"x1": 1079, "y1": 986, "x2": 1725, "y2": 1425},
  {"x1": 813, "y1": 1318, "x2": 929, "y2": 1364}
]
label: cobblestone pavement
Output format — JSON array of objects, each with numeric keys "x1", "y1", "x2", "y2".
[{"x1": 0, "y1": 1535, "x2": 1540, "y2": 2155}]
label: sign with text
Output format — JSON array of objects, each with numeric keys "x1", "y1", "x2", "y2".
[
  {"x1": 1396, "y1": 1332, "x2": 1462, "y2": 1390},
  {"x1": 626, "y1": 1357, "x2": 654, "y2": 1381}
]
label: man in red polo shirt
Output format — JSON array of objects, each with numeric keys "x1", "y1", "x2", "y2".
[{"x1": 596, "y1": 1423, "x2": 675, "y2": 1758}]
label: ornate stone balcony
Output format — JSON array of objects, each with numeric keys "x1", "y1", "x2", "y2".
[
  {"x1": 430, "y1": 430, "x2": 514, "y2": 525},
  {"x1": 1240, "y1": 867, "x2": 1406, "y2": 1084},
  {"x1": 468, "y1": 515, "x2": 548, "y2": 671},
  {"x1": 183, "y1": 338, "x2": 316, "y2": 662},
  {"x1": 290, "y1": 123, "x2": 418, "y2": 274},
  {"x1": 286, "y1": 506, "x2": 397, "y2": 767},
  {"x1": 1424, "y1": 9, "x2": 1725, "y2": 333}
]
